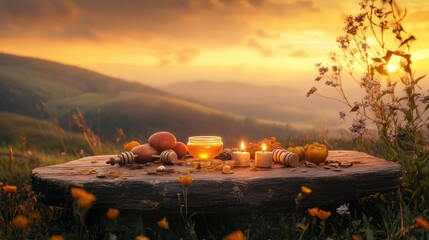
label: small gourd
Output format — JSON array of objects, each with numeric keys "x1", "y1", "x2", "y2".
[{"x1": 305, "y1": 143, "x2": 328, "y2": 165}]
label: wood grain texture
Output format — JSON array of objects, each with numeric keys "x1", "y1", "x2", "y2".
[{"x1": 32, "y1": 150, "x2": 401, "y2": 213}]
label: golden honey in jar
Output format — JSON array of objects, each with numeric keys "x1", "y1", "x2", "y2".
[{"x1": 187, "y1": 136, "x2": 223, "y2": 159}]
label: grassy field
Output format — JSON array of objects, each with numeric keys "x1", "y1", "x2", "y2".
[{"x1": 1, "y1": 132, "x2": 429, "y2": 240}]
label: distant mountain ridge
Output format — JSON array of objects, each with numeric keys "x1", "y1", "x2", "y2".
[
  {"x1": 0, "y1": 53, "x2": 302, "y2": 147},
  {"x1": 0, "y1": 53, "x2": 165, "y2": 117}
]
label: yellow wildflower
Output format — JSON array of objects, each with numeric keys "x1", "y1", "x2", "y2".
[
  {"x1": 2, "y1": 185, "x2": 17, "y2": 194},
  {"x1": 179, "y1": 175, "x2": 194, "y2": 187},
  {"x1": 124, "y1": 141, "x2": 141, "y2": 151},
  {"x1": 12, "y1": 215, "x2": 29, "y2": 229},
  {"x1": 415, "y1": 216, "x2": 429, "y2": 230},
  {"x1": 157, "y1": 217, "x2": 169, "y2": 230},
  {"x1": 223, "y1": 230, "x2": 246, "y2": 240},
  {"x1": 301, "y1": 186, "x2": 312, "y2": 195},
  {"x1": 49, "y1": 235, "x2": 65, "y2": 240},
  {"x1": 317, "y1": 209, "x2": 332, "y2": 221},
  {"x1": 70, "y1": 187, "x2": 96, "y2": 208},
  {"x1": 308, "y1": 207, "x2": 319, "y2": 217},
  {"x1": 106, "y1": 208, "x2": 120, "y2": 220},
  {"x1": 135, "y1": 235, "x2": 150, "y2": 240}
]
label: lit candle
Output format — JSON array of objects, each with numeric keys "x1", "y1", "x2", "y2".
[
  {"x1": 255, "y1": 143, "x2": 273, "y2": 168},
  {"x1": 232, "y1": 141, "x2": 250, "y2": 167}
]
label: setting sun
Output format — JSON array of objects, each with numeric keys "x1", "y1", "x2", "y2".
[{"x1": 387, "y1": 64, "x2": 398, "y2": 73}]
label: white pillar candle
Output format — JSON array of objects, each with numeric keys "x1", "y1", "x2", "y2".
[
  {"x1": 255, "y1": 143, "x2": 273, "y2": 168},
  {"x1": 232, "y1": 141, "x2": 250, "y2": 167}
]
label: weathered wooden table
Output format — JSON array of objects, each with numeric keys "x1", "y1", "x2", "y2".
[{"x1": 32, "y1": 150, "x2": 401, "y2": 213}]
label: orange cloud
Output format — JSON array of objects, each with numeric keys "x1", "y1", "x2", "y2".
[
  {"x1": 0, "y1": 0, "x2": 322, "y2": 44},
  {"x1": 255, "y1": 29, "x2": 281, "y2": 39},
  {"x1": 176, "y1": 48, "x2": 199, "y2": 63},
  {"x1": 289, "y1": 49, "x2": 310, "y2": 58},
  {"x1": 0, "y1": 0, "x2": 90, "y2": 39},
  {"x1": 248, "y1": 39, "x2": 273, "y2": 57}
]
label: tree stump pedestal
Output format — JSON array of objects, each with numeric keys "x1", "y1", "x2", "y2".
[{"x1": 32, "y1": 150, "x2": 401, "y2": 213}]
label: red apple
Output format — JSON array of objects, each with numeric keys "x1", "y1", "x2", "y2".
[
  {"x1": 173, "y1": 142, "x2": 188, "y2": 158},
  {"x1": 148, "y1": 131, "x2": 176, "y2": 151},
  {"x1": 131, "y1": 144, "x2": 158, "y2": 164}
]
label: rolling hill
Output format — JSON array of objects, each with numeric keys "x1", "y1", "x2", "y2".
[
  {"x1": 0, "y1": 53, "x2": 303, "y2": 147},
  {"x1": 0, "y1": 111, "x2": 88, "y2": 152}
]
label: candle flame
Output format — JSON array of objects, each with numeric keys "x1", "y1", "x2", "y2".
[
  {"x1": 262, "y1": 143, "x2": 267, "y2": 152},
  {"x1": 241, "y1": 141, "x2": 245, "y2": 151}
]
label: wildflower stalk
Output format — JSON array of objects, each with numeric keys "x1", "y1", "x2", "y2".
[
  {"x1": 398, "y1": 187, "x2": 405, "y2": 236},
  {"x1": 307, "y1": 0, "x2": 429, "y2": 202},
  {"x1": 7, "y1": 146, "x2": 14, "y2": 184},
  {"x1": 183, "y1": 186, "x2": 189, "y2": 225}
]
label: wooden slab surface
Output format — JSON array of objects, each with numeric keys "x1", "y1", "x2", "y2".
[{"x1": 32, "y1": 150, "x2": 401, "y2": 213}]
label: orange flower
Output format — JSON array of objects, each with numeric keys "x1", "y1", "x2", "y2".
[
  {"x1": 352, "y1": 235, "x2": 362, "y2": 240},
  {"x1": 2, "y1": 185, "x2": 17, "y2": 194},
  {"x1": 157, "y1": 217, "x2": 169, "y2": 230},
  {"x1": 415, "y1": 216, "x2": 429, "y2": 230},
  {"x1": 12, "y1": 215, "x2": 29, "y2": 229},
  {"x1": 70, "y1": 188, "x2": 86, "y2": 198},
  {"x1": 179, "y1": 175, "x2": 194, "y2": 187},
  {"x1": 77, "y1": 193, "x2": 96, "y2": 208},
  {"x1": 223, "y1": 230, "x2": 246, "y2": 240},
  {"x1": 135, "y1": 235, "x2": 150, "y2": 240},
  {"x1": 30, "y1": 212, "x2": 42, "y2": 223},
  {"x1": 70, "y1": 187, "x2": 96, "y2": 208},
  {"x1": 49, "y1": 235, "x2": 65, "y2": 240},
  {"x1": 308, "y1": 208, "x2": 319, "y2": 217},
  {"x1": 8, "y1": 146, "x2": 14, "y2": 161},
  {"x1": 0, "y1": 181, "x2": 3, "y2": 187},
  {"x1": 106, "y1": 208, "x2": 120, "y2": 220},
  {"x1": 317, "y1": 209, "x2": 332, "y2": 221},
  {"x1": 301, "y1": 186, "x2": 312, "y2": 195}
]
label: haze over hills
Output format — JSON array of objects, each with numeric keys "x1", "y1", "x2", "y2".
[
  {"x1": 163, "y1": 81, "x2": 348, "y2": 129},
  {"x1": 0, "y1": 53, "x2": 305, "y2": 148}
]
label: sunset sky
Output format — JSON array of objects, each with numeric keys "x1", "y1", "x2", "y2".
[{"x1": 1, "y1": 0, "x2": 429, "y2": 88}]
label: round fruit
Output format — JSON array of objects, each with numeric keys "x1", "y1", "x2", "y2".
[
  {"x1": 287, "y1": 146, "x2": 306, "y2": 161},
  {"x1": 131, "y1": 144, "x2": 158, "y2": 164},
  {"x1": 148, "y1": 131, "x2": 177, "y2": 151},
  {"x1": 173, "y1": 142, "x2": 188, "y2": 158},
  {"x1": 305, "y1": 144, "x2": 328, "y2": 165},
  {"x1": 124, "y1": 140, "x2": 141, "y2": 151}
]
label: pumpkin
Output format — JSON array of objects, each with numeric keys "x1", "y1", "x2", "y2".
[{"x1": 305, "y1": 143, "x2": 328, "y2": 165}]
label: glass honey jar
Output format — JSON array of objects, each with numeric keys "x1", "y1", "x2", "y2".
[{"x1": 187, "y1": 136, "x2": 223, "y2": 159}]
